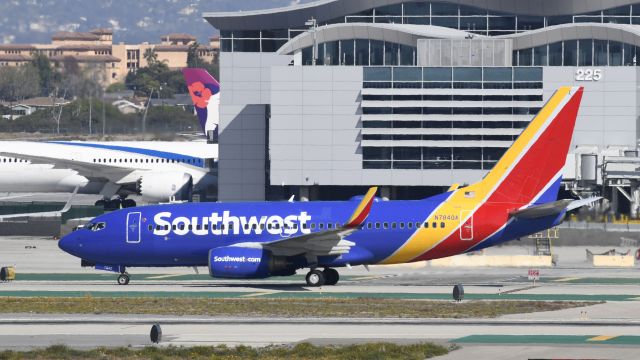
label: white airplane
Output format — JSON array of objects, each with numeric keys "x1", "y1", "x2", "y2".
[{"x1": 0, "y1": 68, "x2": 219, "y2": 209}]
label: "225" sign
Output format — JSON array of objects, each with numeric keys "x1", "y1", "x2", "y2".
[{"x1": 575, "y1": 68, "x2": 602, "y2": 81}]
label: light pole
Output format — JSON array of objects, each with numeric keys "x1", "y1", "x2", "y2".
[
  {"x1": 305, "y1": 17, "x2": 318, "y2": 65},
  {"x1": 142, "y1": 88, "x2": 153, "y2": 134}
]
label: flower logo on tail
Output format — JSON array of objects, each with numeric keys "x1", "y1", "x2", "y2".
[{"x1": 187, "y1": 81, "x2": 212, "y2": 109}]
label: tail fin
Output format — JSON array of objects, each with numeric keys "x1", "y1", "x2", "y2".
[
  {"x1": 182, "y1": 68, "x2": 220, "y2": 136},
  {"x1": 477, "y1": 86, "x2": 584, "y2": 205}
]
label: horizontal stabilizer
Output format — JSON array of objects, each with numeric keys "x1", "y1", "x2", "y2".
[{"x1": 511, "y1": 197, "x2": 601, "y2": 219}]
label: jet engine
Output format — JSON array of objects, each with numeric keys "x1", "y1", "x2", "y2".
[
  {"x1": 138, "y1": 171, "x2": 193, "y2": 202},
  {"x1": 208, "y1": 246, "x2": 296, "y2": 279}
]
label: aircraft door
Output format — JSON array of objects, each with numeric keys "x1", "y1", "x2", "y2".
[
  {"x1": 460, "y1": 210, "x2": 473, "y2": 241},
  {"x1": 126, "y1": 212, "x2": 142, "y2": 244}
]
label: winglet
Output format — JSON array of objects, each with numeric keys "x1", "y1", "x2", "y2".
[{"x1": 345, "y1": 187, "x2": 378, "y2": 228}]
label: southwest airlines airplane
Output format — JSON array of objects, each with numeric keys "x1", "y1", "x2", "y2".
[
  {"x1": 59, "y1": 86, "x2": 597, "y2": 286},
  {"x1": 0, "y1": 68, "x2": 219, "y2": 208}
]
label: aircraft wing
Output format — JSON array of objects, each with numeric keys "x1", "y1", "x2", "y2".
[
  {"x1": 0, "y1": 151, "x2": 135, "y2": 184},
  {"x1": 511, "y1": 197, "x2": 601, "y2": 219},
  {"x1": 0, "y1": 186, "x2": 78, "y2": 221},
  {"x1": 259, "y1": 187, "x2": 378, "y2": 258}
]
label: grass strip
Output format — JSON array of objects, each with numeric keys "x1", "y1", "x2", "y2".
[
  {"x1": 0, "y1": 297, "x2": 597, "y2": 318},
  {"x1": 0, "y1": 342, "x2": 451, "y2": 360}
]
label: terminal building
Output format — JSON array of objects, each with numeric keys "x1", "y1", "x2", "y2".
[{"x1": 205, "y1": 0, "x2": 640, "y2": 214}]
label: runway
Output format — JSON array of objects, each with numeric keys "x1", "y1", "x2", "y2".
[
  {"x1": 1, "y1": 312, "x2": 640, "y2": 359},
  {"x1": 2, "y1": 236, "x2": 640, "y2": 359}
]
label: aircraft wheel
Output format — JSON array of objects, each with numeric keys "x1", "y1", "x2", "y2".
[
  {"x1": 117, "y1": 273, "x2": 130, "y2": 285},
  {"x1": 122, "y1": 199, "x2": 137, "y2": 208},
  {"x1": 323, "y1": 268, "x2": 339, "y2": 286},
  {"x1": 106, "y1": 199, "x2": 122, "y2": 211},
  {"x1": 305, "y1": 269, "x2": 325, "y2": 287}
]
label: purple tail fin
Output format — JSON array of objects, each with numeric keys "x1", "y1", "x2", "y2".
[{"x1": 182, "y1": 68, "x2": 220, "y2": 136}]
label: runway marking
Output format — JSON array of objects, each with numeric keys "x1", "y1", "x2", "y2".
[
  {"x1": 498, "y1": 285, "x2": 539, "y2": 295},
  {"x1": 588, "y1": 335, "x2": 617, "y2": 342},
  {"x1": 553, "y1": 277, "x2": 580, "y2": 282},
  {"x1": 146, "y1": 274, "x2": 184, "y2": 280},
  {"x1": 240, "y1": 292, "x2": 277, "y2": 298},
  {"x1": 454, "y1": 335, "x2": 640, "y2": 345}
]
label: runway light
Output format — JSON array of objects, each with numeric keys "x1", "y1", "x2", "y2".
[
  {"x1": 150, "y1": 324, "x2": 162, "y2": 344},
  {"x1": 452, "y1": 284, "x2": 464, "y2": 302}
]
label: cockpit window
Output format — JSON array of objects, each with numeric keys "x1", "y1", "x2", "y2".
[{"x1": 94, "y1": 222, "x2": 106, "y2": 231}]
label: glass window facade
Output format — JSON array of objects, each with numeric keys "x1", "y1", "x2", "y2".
[
  {"x1": 361, "y1": 66, "x2": 542, "y2": 170},
  {"x1": 219, "y1": 3, "x2": 640, "y2": 54},
  {"x1": 302, "y1": 39, "x2": 417, "y2": 66},
  {"x1": 515, "y1": 39, "x2": 640, "y2": 66}
]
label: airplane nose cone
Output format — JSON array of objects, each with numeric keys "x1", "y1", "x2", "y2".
[{"x1": 58, "y1": 233, "x2": 79, "y2": 256}]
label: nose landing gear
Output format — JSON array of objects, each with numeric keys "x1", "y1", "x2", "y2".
[{"x1": 117, "y1": 270, "x2": 130, "y2": 285}]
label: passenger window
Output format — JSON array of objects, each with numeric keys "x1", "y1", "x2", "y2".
[
  {"x1": 328, "y1": 223, "x2": 334, "y2": 229},
  {"x1": 319, "y1": 223, "x2": 324, "y2": 229},
  {"x1": 172, "y1": 225, "x2": 177, "y2": 230},
  {"x1": 408, "y1": 222, "x2": 413, "y2": 229},
  {"x1": 367, "y1": 223, "x2": 372, "y2": 229},
  {"x1": 188, "y1": 225, "x2": 192, "y2": 230},
  {"x1": 440, "y1": 222, "x2": 445, "y2": 228},
  {"x1": 205, "y1": 224, "x2": 209, "y2": 230},
  {"x1": 311, "y1": 223, "x2": 316, "y2": 229},
  {"x1": 424, "y1": 222, "x2": 429, "y2": 228},
  {"x1": 415, "y1": 222, "x2": 421, "y2": 228},
  {"x1": 155, "y1": 225, "x2": 162, "y2": 230},
  {"x1": 399, "y1": 223, "x2": 405, "y2": 229},
  {"x1": 375, "y1": 222, "x2": 381, "y2": 229},
  {"x1": 383, "y1": 222, "x2": 388, "y2": 229},
  {"x1": 432, "y1": 222, "x2": 437, "y2": 228},
  {"x1": 148, "y1": 225, "x2": 153, "y2": 231},
  {"x1": 391, "y1": 222, "x2": 397, "y2": 229}
]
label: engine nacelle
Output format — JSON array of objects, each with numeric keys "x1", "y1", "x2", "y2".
[
  {"x1": 208, "y1": 246, "x2": 295, "y2": 279},
  {"x1": 138, "y1": 171, "x2": 193, "y2": 202}
]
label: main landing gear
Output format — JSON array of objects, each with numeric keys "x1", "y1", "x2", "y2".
[
  {"x1": 95, "y1": 197, "x2": 137, "y2": 211},
  {"x1": 305, "y1": 268, "x2": 340, "y2": 287}
]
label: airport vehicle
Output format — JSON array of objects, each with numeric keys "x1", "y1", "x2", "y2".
[
  {"x1": 0, "y1": 68, "x2": 219, "y2": 208},
  {"x1": 59, "y1": 87, "x2": 597, "y2": 286}
]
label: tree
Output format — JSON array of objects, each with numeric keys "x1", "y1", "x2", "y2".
[
  {"x1": 185, "y1": 42, "x2": 219, "y2": 79},
  {"x1": 143, "y1": 48, "x2": 158, "y2": 65},
  {"x1": 187, "y1": 42, "x2": 200, "y2": 68},
  {"x1": 31, "y1": 53, "x2": 57, "y2": 96},
  {"x1": 0, "y1": 65, "x2": 41, "y2": 101}
]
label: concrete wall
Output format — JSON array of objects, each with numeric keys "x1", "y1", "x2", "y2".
[
  {"x1": 218, "y1": 52, "x2": 291, "y2": 201},
  {"x1": 543, "y1": 67, "x2": 638, "y2": 149},
  {"x1": 270, "y1": 66, "x2": 363, "y2": 187}
]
